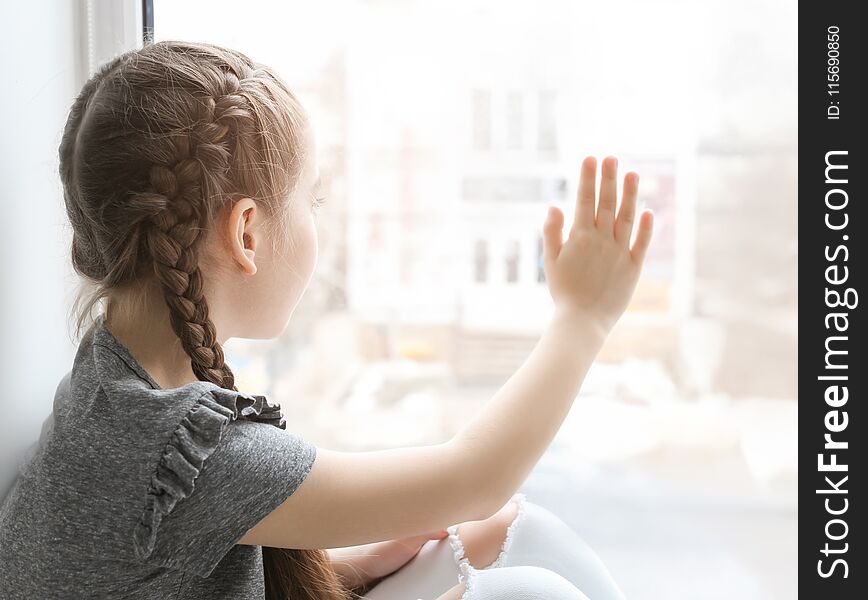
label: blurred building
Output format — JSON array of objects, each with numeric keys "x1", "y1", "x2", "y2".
[{"x1": 338, "y1": 0, "x2": 695, "y2": 386}]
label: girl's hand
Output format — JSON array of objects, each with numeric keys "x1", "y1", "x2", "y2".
[
  {"x1": 327, "y1": 529, "x2": 449, "y2": 592},
  {"x1": 543, "y1": 156, "x2": 654, "y2": 335}
]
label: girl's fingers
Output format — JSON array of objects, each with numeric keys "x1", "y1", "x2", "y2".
[
  {"x1": 615, "y1": 172, "x2": 639, "y2": 246},
  {"x1": 542, "y1": 206, "x2": 564, "y2": 269},
  {"x1": 630, "y1": 210, "x2": 655, "y2": 265},
  {"x1": 596, "y1": 156, "x2": 618, "y2": 234},
  {"x1": 573, "y1": 156, "x2": 597, "y2": 232}
]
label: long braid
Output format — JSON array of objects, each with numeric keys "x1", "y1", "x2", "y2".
[
  {"x1": 136, "y1": 67, "x2": 351, "y2": 600},
  {"x1": 144, "y1": 139, "x2": 233, "y2": 388}
]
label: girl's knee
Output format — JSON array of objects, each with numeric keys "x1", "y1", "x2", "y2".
[
  {"x1": 482, "y1": 500, "x2": 628, "y2": 600},
  {"x1": 446, "y1": 496, "x2": 623, "y2": 599},
  {"x1": 447, "y1": 493, "x2": 525, "y2": 570},
  {"x1": 449, "y1": 495, "x2": 571, "y2": 571}
]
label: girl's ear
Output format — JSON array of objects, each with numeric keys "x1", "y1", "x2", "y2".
[{"x1": 229, "y1": 197, "x2": 257, "y2": 276}]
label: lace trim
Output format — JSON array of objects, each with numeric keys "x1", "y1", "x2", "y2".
[
  {"x1": 132, "y1": 387, "x2": 285, "y2": 561},
  {"x1": 460, "y1": 567, "x2": 479, "y2": 600},
  {"x1": 446, "y1": 521, "x2": 475, "y2": 584}
]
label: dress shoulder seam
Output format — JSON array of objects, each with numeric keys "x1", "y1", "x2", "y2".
[{"x1": 92, "y1": 341, "x2": 158, "y2": 389}]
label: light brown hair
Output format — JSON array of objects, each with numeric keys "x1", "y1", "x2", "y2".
[{"x1": 58, "y1": 39, "x2": 350, "y2": 600}]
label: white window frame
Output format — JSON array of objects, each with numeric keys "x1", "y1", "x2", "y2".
[{"x1": 80, "y1": 0, "x2": 146, "y2": 82}]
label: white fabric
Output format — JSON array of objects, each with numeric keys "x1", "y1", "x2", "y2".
[
  {"x1": 462, "y1": 566, "x2": 590, "y2": 600},
  {"x1": 363, "y1": 494, "x2": 624, "y2": 600}
]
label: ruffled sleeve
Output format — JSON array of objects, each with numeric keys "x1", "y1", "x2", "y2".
[{"x1": 131, "y1": 386, "x2": 317, "y2": 578}]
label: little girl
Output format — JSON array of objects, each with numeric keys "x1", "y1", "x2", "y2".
[{"x1": 0, "y1": 40, "x2": 652, "y2": 599}]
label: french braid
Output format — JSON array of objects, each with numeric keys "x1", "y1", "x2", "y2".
[
  {"x1": 142, "y1": 91, "x2": 243, "y2": 389},
  {"x1": 59, "y1": 41, "x2": 354, "y2": 600}
]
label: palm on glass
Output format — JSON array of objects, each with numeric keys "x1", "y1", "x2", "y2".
[{"x1": 542, "y1": 156, "x2": 655, "y2": 334}]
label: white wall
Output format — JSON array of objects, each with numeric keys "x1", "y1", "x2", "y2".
[{"x1": 1, "y1": 0, "x2": 141, "y2": 498}]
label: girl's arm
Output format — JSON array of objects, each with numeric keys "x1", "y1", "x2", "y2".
[{"x1": 239, "y1": 156, "x2": 654, "y2": 550}]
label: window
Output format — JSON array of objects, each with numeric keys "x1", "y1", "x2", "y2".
[
  {"x1": 537, "y1": 89, "x2": 557, "y2": 152},
  {"x1": 506, "y1": 91, "x2": 523, "y2": 149},
  {"x1": 473, "y1": 239, "x2": 488, "y2": 283},
  {"x1": 147, "y1": 4, "x2": 797, "y2": 596},
  {"x1": 505, "y1": 240, "x2": 520, "y2": 283},
  {"x1": 472, "y1": 89, "x2": 492, "y2": 151}
]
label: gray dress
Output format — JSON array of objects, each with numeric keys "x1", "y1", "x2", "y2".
[{"x1": 0, "y1": 313, "x2": 318, "y2": 599}]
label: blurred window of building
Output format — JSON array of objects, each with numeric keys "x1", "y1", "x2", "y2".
[
  {"x1": 506, "y1": 91, "x2": 523, "y2": 150},
  {"x1": 472, "y1": 89, "x2": 492, "y2": 151},
  {"x1": 537, "y1": 89, "x2": 557, "y2": 152},
  {"x1": 474, "y1": 239, "x2": 489, "y2": 283},
  {"x1": 505, "y1": 240, "x2": 521, "y2": 283}
]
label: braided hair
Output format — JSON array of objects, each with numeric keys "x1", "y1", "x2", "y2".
[{"x1": 59, "y1": 40, "x2": 351, "y2": 600}]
